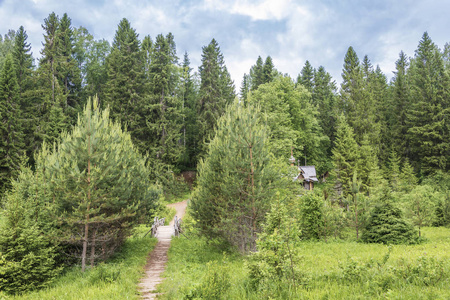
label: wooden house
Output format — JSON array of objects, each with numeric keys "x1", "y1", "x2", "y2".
[{"x1": 295, "y1": 165, "x2": 318, "y2": 190}]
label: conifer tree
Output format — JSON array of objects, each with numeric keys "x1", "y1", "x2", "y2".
[
  {"x1": 388, "y1": 51, "x2": 410, "y2": 158},
  {"x1": 197, "y1": 39, "x2": 235, "y2": 157},
  {"x1": 312, "y1": 66, "x2": 337, "y2": 146},
  {"x1": 249, "y1": 56, "x2": 264, "y2": 90},
  {"x1": 147, "y1": 33, "x2": 182, "y2": 167},
  {"x1": 0, "y1": 54, "x2": 25, "y2": 194},
  {"x1": 191, "y1": 100, "x2": 278, "y2": 252},
  {"x1": 262, "y1": 56, "x2": 275, "y2": 84},
  {"x1": 179, "y1": 52, "x2": 199, "y2": 169},
  {"x1": 340, "y1": 48, "x2": 379, "y2": 146},
  {"x1": 406, "y1": 32, "x2": 450, "y2": 173},
  {"x1": 332, "y1": 114, "x2": 359, "y2": 199},
  {"x1": 297, "y1": 60, "x2": 314, "y2": 92},
  {"x1": 103, "y1": 18, "x2": 148, "y2": 153},
  {"x1": 240, "y1": 73, "x2": 250, "y2": 102},
  {"x1": 13, "y1": 26, "x2": 34, "y2": 94}
]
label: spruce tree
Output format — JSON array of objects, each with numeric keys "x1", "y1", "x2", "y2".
[
  {"x1": 297, "y1": 60, "x2": 314, "y2": 92},
  {"x1": 13, "y1": 26, "x2": 34, "y2": 94},
  {"x1": 249, "y1": 56, "x2": 264, "y2": 90},
  {"x1": 340, "y1": 48, "x2": 379, "y2": 146},
  {"x1": 332, "y1": 114, "x2": 359, "y2": 199},
  {"x1": 239, "y1": 73, "x2": 250, "y2": 102},
  {"x1": 147, "y1": 33, "x2": 183, "y2": 167},
  {"x1": 406, "y1": 32, "x2": 450, "y2": 174},
  {"x1": 103, "y1": 18, "x2": 148, "y2": 153},
  {"x1": 0, "y1": 54, "x2": 25, "y2": 194},
  {"x1": 389, "y1": 51, "x2": 410, "y2": 158},
  {"x1": 312, "y1": 66, "x2": 337, "y2": 147},
  {"x1": 262, "y1": 56, "x2": 275, "y2": 84},
  {"x1": 179, "y1": 52, "x2": 199, "y2": 169},
  {"x1": 197, "y1": 39, "x2": 235, "y2": 157}
]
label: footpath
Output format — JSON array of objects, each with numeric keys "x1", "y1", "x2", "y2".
[{"x1": 139, "y1": 200, "x2": 188, "y2": 300}]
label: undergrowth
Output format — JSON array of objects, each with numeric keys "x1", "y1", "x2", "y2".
[
  {"x1": 158, "y1": 227, "x2": 450, "y2": 299},
  {"x1": 0, "y1": 226, "x2": 157, "y2": 300}
]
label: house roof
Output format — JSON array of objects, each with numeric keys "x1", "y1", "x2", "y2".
[{"x1": 298, "y1": 166, "x2": 318, "y2": 182}]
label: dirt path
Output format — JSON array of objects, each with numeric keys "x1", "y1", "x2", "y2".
[{"x1": 139, "y1": 200, "x2": 188, "y2": 300}]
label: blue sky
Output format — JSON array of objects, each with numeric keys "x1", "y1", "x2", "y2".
[{"x1": 1, "y1": 0, "x2": 450, "y2": 88}]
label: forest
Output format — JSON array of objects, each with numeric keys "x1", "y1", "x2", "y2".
[{"x1": 0, "y1": 11, "x2": 449, "y2": 299}]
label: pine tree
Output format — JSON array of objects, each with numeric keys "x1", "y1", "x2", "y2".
[
  {"x1": 406, "y1": 32, "x2": 450, "y2": 174},
  {"x1": 197, "y1": 39, "x2": 235, "y2": 157},
  {"x1": 332, "y1": 114, "x2": 359, "y2": 200},
  {"x1": 0, "y1": 54, "x2": 25, "y2": 194},
  {"x1": 191, "y1": 100, "x2": 278, "y2": 252},
  {"x1": 15, "y1": 98, "x2": 160, "y2": 271},
  {"x1": 357, "y1": 134, "x2": 380, "y2": 195}
]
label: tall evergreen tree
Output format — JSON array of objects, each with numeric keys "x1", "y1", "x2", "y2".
[
  {"x1": 179, "y1": 52, "x2": 199, "y2": 169},
  {"x1": 13, "y1": 26, "x2": 34, "y2": 94},
  {"x1": 332, "y1": 114, "x2": 360, "y2": 199},
  {"x1": 240, "y1": 73, "x2": 250, "y2": 102},
  {"x1": 103, "y1": 18, "x2": 148, "y2": 153},
  {"x1": 389, "y1": 51, "x2": 410, "y2": 158},
  {"x1": 0, "y1": 54, "x2": 25, "y2": 193},
  {"x1": 147, "y1": 33, "x2": 182, "y2": 167},
  {"x1": 57, "y1": 13, "x2": 82, "y2": 116},
  {"x1": 340, "y1": 48, "x2": 380, "y2": 147},
  {"x1": 191, "y1": 100, "x2": 279, "y2": 252},
  {"x1": 262, "y1": 56, "x2": 275, "y2": 84},
  {"x1": 197, "y1": 39, "x2": 235, "y2": 157},
  {"x1": 297, "y1": 60, "x2": 314, "y2": 92},
  {"x1": 312, "y1": 66, "x2": 337, "y2": 146},
  {"x1": 406, "y1": 32, "x2": 450, "y2": 174},
  {"x1": 249, "y1": 56, "x2": 264, "y2": 91}
]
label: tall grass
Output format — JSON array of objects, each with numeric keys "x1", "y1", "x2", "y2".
[
  {"x1": 158, "y1": 227, "x2": 450, "y2": 299},
  {"x1": 1, "y1": 226, "x2": 157, "y2": 300}
]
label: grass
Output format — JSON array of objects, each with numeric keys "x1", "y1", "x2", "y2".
[
  {"x1": 157, "y1": 226, "x2": 450, "y2": 299},
  {"x1": 1, "y1": 226, "x2": 157, "y2": 300}
]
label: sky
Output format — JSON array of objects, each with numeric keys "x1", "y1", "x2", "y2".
[{"x1": 1, "y1": 0, "x2": 450, "y2": 89}]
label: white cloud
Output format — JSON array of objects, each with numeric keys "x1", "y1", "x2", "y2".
[{"x1": 204, "y1": 0, "x2": 294, "y2": 21}]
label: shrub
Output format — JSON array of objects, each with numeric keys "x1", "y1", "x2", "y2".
[
  {"x1": 0, "y1": 224, "x2": 62, "y2": 294},
  {"x1": 299, "y1": 192, "x2": 324, "y2": 240},
  {"x1": 361, "y1": 200, "x2": 417, "y2": 244}
]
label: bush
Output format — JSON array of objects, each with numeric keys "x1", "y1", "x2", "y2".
[
  {"x1": 299, "y1": 192, "x2": 324, "y2": 240},
  {"x1": 0, "y1": 224, "x2": 62, "y2": 294},
  {"x1": 361, "y1": 200, "x2": 417, "y2": 245}
]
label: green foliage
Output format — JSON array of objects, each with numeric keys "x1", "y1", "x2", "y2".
[
  {"x1": 0, "y1": 230, "x2": 158, "y2": 299},
  {"x1": 332, "y1": 114, "x2": 359, "y2": 199},
  {"x1": 0, "y1": 224, "x2": 62, "y2": 294},
  {"x1": 0, "y1": 54, "x2": 26, "y2": 194},
  {"x1": 191, "y1": 100, "x2": 278, "y2": 252},
  {"x1": 247, "y1": 198, "x2": 305, "y2": 291},
  {"x1": 248, "y1": 76, "x2": 330, "y2": 174},
  {"x1": 4, "y1": 97, "x2": 160, "y2": 274},
  {"x1": 362, "y1": 189, "x2": 417, "y2": 244},
  {"x1": 197, "y1": 38, "x2": 235, "y2": 158},
  {"x1": 184, "y1": 261, "x2": 230, "y2": 300},
  {"x1": 0, "y1": 179, "x2": 62, "y2": 294},
  {"x1": 406, "y1": 32, "x2": 450, "y2": 174},
  {"x1": 299, "y1": 192, "x2": 323, "y2": 240}
]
